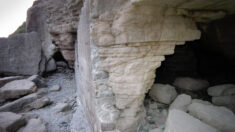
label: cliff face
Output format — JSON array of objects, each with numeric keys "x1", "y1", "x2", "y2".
[
  {"x1": 75, "y1": 0, "x2": 235, "y2": 132},
  {"x1": 27, "y1": 0, "x2": 83, "y2": 68}
]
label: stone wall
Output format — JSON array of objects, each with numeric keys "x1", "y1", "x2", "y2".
[
  {"x1": 27, "y1": 0, "x2": 83, "y2": 68},
  {"x1": 75, "y1": 0, "x2": 235, "y2": 132},
  {"x1": 0, "y1": 32, "x2": 43, "y2": 76}
]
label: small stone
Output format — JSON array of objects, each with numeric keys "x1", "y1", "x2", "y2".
[
  {"x1": 27, "y1": 75, "x2": 47, "y2": 87},
  {"x1": 56, "y1": 61, "x2": 68, "y2": 68},
  {"x1": 53, "y1": 103, "x2": 71, "y2": 113},
  {"x1": 149, "y1": 84, "x2": 177, "y2": 104},
  {"x1": 23, "y1": 118, "x2": 47, "y2": 132},
  {"x1": 173, "y1": 77, "x2": 209, "y2": 91},
  {"x1": 169, "y1": 94, "x2": 192, "y2": 112},
  {"x1": 0, "y1": 112, "x2": 26, "y2": 132},
  {"x1": 164, "y1": 110, "x2": 219, "y2": 132},
  {"x1": 207, "y1": 84, "x2": 235, "y2": 97},
  {"x1": 49, "y1": 85, "x2": 61, "y2": 92},
  {"x1": 149, "y1": 128, "x2": 163, "y2": 132},
  {"x1": 188, "y1": 102, "x2": 235, "y2": 132},
  {"x1": 0, "y1": 80, "x2": 37, "y2": 99}
]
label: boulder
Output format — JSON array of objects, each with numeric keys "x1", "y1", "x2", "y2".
[
  {"x1": 23, "y1": 118, "x2": 47, "y2": 132},
  {"x1": 207, "y1": 84, "x2": 235, "y2": 97},
  {"x1": 0, "y1": 93, "x2": 39, "y2": 112},
  {"x1": 56, "y1": 61, "x2": 68, "y2": 68},
  {"x1": 169, "y1": 94, "x2": 192, "y2": 112},
  {"x1": 0, "y1": 32, "x2": 45, "y2": 75},
  {"x1": 173, "y1": 77, "x2": 209, "y2": 91},
  {"x1": 0, "y1": 80, "x2": 37, "y2": 99},
  {"x1": 188, "y1": 102, "x2": 235, "y2": 132},
  {"x1": 212, "y1": 96, "x2": 235, "y2": 112},
  {"x1": 149, "y1": 84, "x2": 177, "y2": 104},
  {"x1": 164, "y1": 109, "x2": 219, "y2": 132},
  {"x1": 0, "y1": 76, "x2": 24, "y2": 87},
  {"x1": 192, "y1": 99, "x2": 212, "y2": 105},
  {"x1": 0, "y1": 112, "x2": 26, "y2": 132},
  {"x1": 45, "y1": 58, "x2": 57, "y2": 72}
]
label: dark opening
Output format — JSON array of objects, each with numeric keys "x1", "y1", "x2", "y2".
[{"x1": 155, "y1": 15, "x2": 235, "y2": 86}]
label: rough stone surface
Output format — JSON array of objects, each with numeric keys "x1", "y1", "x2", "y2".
[
  {"x1": 207, "y1": 84, "x2": 235, "y2": 97},
  {"x1": 0, "y1": 80, "x2": 37, "y2": 99},
  {"x1": 212, "y1": 96, "x2": 235, "y2": 112},
  {"x1": 164, "y1": 109, "x2": 219, "y2": 132},
  {"x1": 149, "y1": 84, "x2": 177, "y2": 104},
  {"x1": 23, "y1": 118, "x2": 47, "y2": 132},
  {"x1": 45, "y1": 59, "x2": 56, "y2": 72},
  {"x1": 0, "y1": 76, "x2": 25, "y2": 87},
  {"x1": 169, "y1": 94, "x2": 192, "y2": 111},
  {"x1": 75, "y1": 0, "x2": 235, "y2": 131},
  {"x1": 0, "y1": 112, "x2": 26, "y2": 132},
  {"x1": 53, "y1": 103, "x2": 71, "y2": 113},
  {"x1": 188, "y1": 102, "x2": 235, "y2": 132},
  {"x1": 27, "y1": 0, "x2": 83, "y2": 68},
  {"x1": 0, "y1": 32, "x2": 44, "y2": 75},
  {"x1": 27, "y1": 75, "x2": 47, "y2": 88},
  {"x1": 49, "y1": 85, "x2": 61, "y2": 92},
  {"x1": 0, "y1": 93, "x2": 39, "y2": 112},
  {"x1": 173, "y1": 77, "x2": 209, "y2": 91},
  {"x1": 149, "y1": 128, "x2": 163, "y2": 132},
  {"x1": 23, "y1": 97, "x2": 51, "y2": 112}
]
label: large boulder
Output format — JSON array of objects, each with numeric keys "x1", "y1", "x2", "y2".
[
  {"x1": 149, "y1": 84, "x2": 177, "y2": 104},
  {"x1": 173, "y1": 77, "x2": 209, "y2": 91},
  {"x1": 164, "y1": 109, "x2": 219, "y2": 132},
  {"x1": 0, "y1": 112, "x2": 26, "y2": 132},
  {"x1": 212, "y1": 96, "x2": 235, "y2": 112},
  {"x1": 188, "y1": 102, "x2": 235, "y2": 132},
  {"x1": 0, "y1": 80, "x2": 37, "y2": 99},
  {"x1": 0, "y1": 32, "x2": 45, "y2": 75},
  {"x1": 207, "y1": 84, "x2": 235, "y2": 97}
]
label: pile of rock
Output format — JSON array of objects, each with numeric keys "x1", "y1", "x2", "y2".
[
  {"x1": 0, "y1": 75, "x2": 66, "y2": 132},
  {"x1": 147, "y1": 77, "x2": 235, "y2": 132}
]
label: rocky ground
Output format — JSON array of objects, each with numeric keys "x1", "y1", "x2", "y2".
[{"x1": 0, "y1": 66, "x2": 90, "y2": 132}]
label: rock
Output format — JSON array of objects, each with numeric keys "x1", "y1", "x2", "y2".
[
  {"x1": 173, "y1": 77, "x2": 209, "y2": 91},
  {"x1": 188, "y1": 102, "x2": 235, "y2": 132},
  {"x1": 23, "y1": 118, "x2": 47, "y2": 132},
  {"x1": 27, "y1": 75, "x2": 47, "y2": 87},
  {"x1": 0, "y1": 112, "x2": 26, "y2": 132},
  {"x1": 149, "y1": 84, "x2": 177, "y2": 104},
  {"x1": 0, "y1": 80, "x2": 37, "y2": 99},
  {"x1": 53, "y1": 103, "x2": 71, "y2": 113},
  {"x1": 0, "y1": 93, "x2": 39, "y2": 112},
  {"x1": 0, "y1": 76, "x2": 25, "y2": 87},
  {"x1": 0, "y1": 32, "x2": 45, "y2": 75},
  {"x1": 149, "y1": 128, "x2": 163, "y2": 132},
  {"x1": 56, "y1": 61, "x2": 68, "y2": 68},
  {"x1": 46, "y1": 58, "x2": 57, "y2": 72},
  {"x1": 192, "y1": 99, "x2": 212, "y2": 105},
  {"x1": 49, "y1": 85, "x2": 61, "y2": 92},
  {"x1": 164, "y1": 110, "x2": 219, "y2": 132},
  {"x1": 23, "y1": 97, "x2": 51, "y2": 112},
  {"x1": 212, "y1": 96, "x2": 235, "y2": 112},
  {"x1": 169, "y1": 94, "x2": 192, "y2": 112},
  {"x1": 207, "y1": 84, "x2": 235, "y2": 97}
]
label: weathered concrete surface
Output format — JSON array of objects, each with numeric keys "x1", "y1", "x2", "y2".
[{"x1": 0, "y1": 32, "x2": 44, "y2": 75}]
